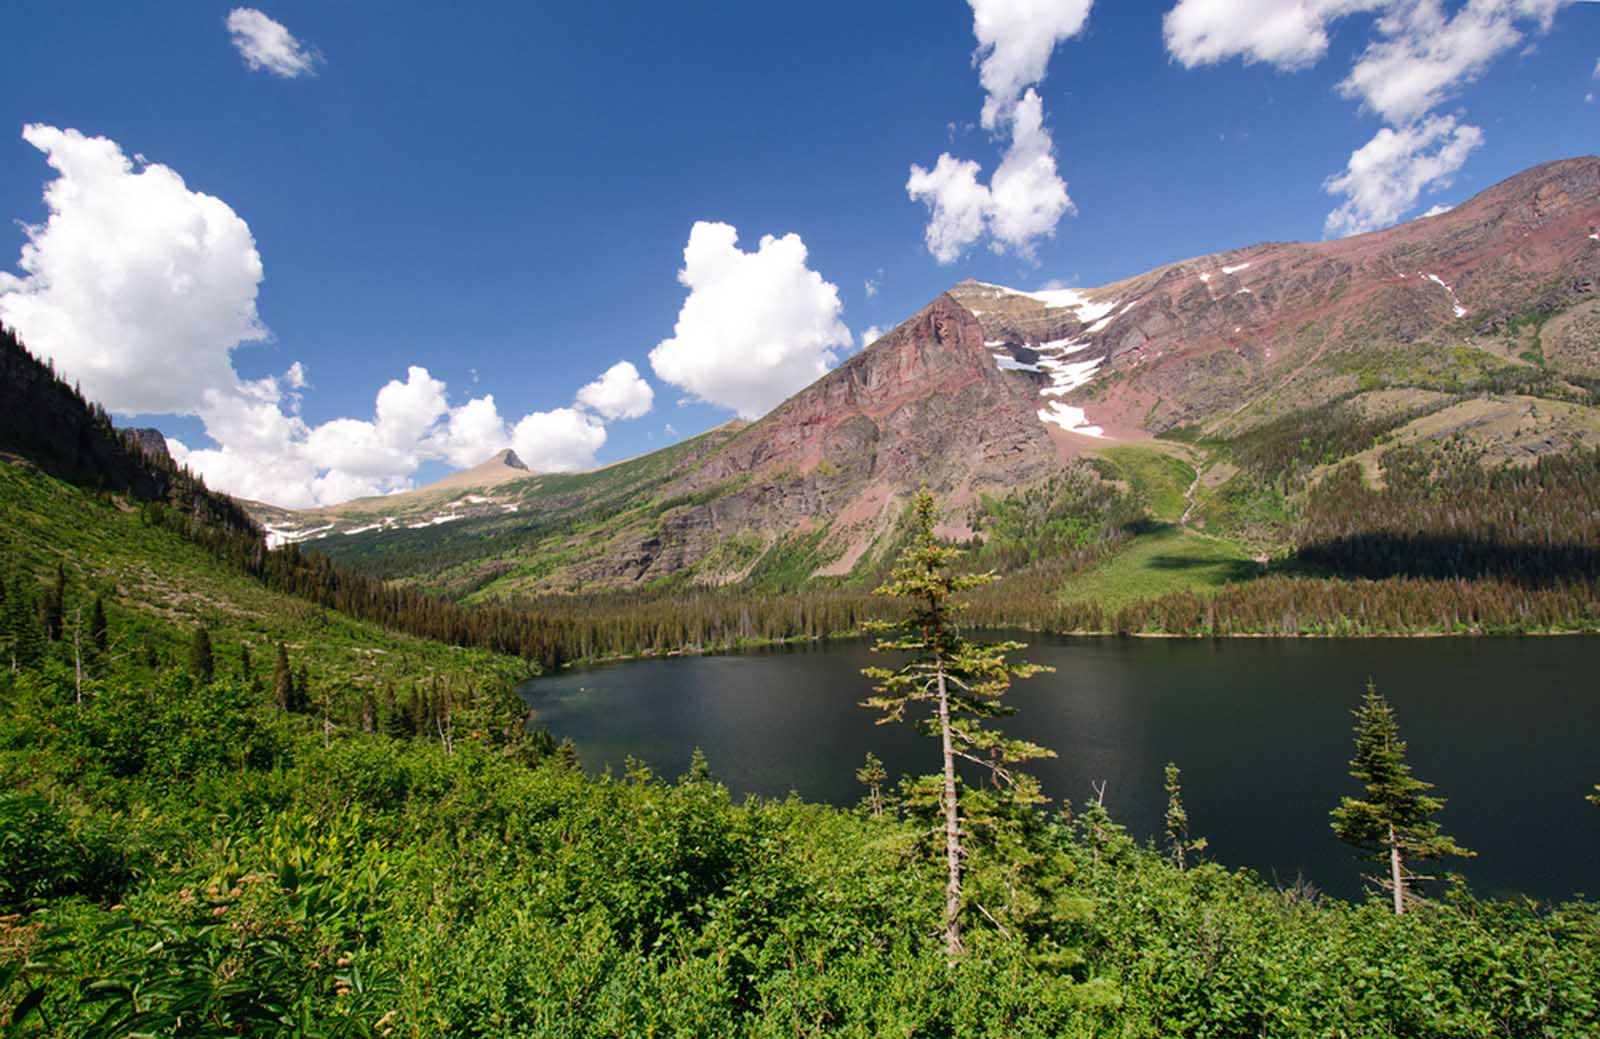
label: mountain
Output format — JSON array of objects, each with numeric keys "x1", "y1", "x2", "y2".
[
  {"x1": 258, "y1": 157, "x2": 1600, "y2": 600},
  {"x1": 250, "y1": 447, "x2": 534, "y2": 548}
]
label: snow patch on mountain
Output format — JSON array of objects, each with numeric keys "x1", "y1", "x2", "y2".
[
  {"x1": 1422, "y1": 273, "x2": 1468, "y2": 318},
  {"x1": 1037, "y1": 401, "x2": 1104, "y2": 437},
  {"x1": 994, "y1": 354, "x2": 1043, "y2": 372}
]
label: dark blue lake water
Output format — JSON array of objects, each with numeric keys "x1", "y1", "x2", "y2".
[{"x1": 520, "y1": 633, "x2": 1600, "y2": 902}]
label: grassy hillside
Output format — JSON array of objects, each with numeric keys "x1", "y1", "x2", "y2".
[{"x1": 0, "y1": 460, "x2": 527, "y2": 693}]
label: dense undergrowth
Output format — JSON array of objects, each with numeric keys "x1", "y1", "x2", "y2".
[{"x1": 3, "y1": 639, "x2": 1598, "y2": 1037}]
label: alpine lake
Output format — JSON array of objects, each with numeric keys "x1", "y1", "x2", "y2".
[{"x1": 520, "y1": 633, "x2": 1600, "y2": 903}]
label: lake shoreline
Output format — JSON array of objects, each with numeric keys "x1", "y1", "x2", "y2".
[
  {"x1": 561, "y1": 623, "x2": 1600, "y2": 670},
  {"x1": 524, "y1": 632, "x2": 1600, "y2": 904}
]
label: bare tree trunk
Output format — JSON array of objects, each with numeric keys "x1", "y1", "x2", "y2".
[
  {"x1": 1389, "y1": 824, "x2": 1405, "y2": 915},
  {"x1": 936, "y1": 665, "x2": 964, "y2": 961}
]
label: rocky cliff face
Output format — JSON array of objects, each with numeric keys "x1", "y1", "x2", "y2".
[{"x1": 590, "y1": 293, "x2": 1075, "y2": 582}]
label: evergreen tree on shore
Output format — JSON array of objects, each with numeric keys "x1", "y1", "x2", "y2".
[
  {"x1": 1164, "y1": 762, "x2": 1206, "y2": 871},
  {"x1": 1331, "y1": 681, "x2": 1472, "y2": 914},
  {"x1": 861, "y1": 490, "x2": 1052, "y2": 961},
  {"x1": 856, "y1": 752, "x2": 888, "y2": 818}
]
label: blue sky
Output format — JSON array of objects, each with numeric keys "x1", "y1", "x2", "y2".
[{"x1": 2, "y1": 1, "x2": 1596, "y2": 506}]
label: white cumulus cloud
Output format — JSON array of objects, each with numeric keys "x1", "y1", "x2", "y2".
[
  {"x1": 1163, "y1": 0, "x2": 1381, "y2": 70},
  {"x1": 0, "y1": 125, "x2": 265, "y2": 415},
  {"x1": 859, "y1": 325, "x2": 888, "y2": 350},
  {"x1": 0, "y1": 124, "x2": 646, "y2": 507},
  {"x1": 971, "y1": 0, "x2": 1094, "y2": 128},
  {"x1": 908, "y1": 0, "x2": 1090, "y2": 263},
  {"x1": 1323, "y1": 116, "x2": 1483, "y2": 237},
  {"x1": 1162, "y1": 0, "x2": 1573, "y2": 235},
  {"x1": 576, "y1": 360, "x2": 655, "y2": 420},
  {"x1": 511, "y1": 408, "x2": 608, "y2": 472},
  {"x1": 227, "y1": 8, "x2": 319, "y2": 78},
  {"x1": 1340, "y1": 0, "x2": 1545, "y2": 124},
  {"x1": 648, "y1": 221, "x2": 851, "y2": 420}
]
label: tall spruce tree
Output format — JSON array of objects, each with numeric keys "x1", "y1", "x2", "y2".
[
  {"x1": 1331, "y1": 681, "x2": 1472, "y2": 914},
  {"x1": 189, "y1": 626, "x2": 214, "y2": 683},
  {"x1": 861, "y1": 489, "x2": 1052, "y2": 961}
]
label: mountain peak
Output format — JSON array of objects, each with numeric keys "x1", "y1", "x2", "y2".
[{"x1": 422, "y1": 447, "x2": 534, "y2": 492}]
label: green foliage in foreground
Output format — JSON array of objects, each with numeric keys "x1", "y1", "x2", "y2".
[{"x1": 2, "y1": 655, "x2": 1598, "y2": 1037}]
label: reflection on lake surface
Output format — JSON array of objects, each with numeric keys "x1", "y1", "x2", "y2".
[{"x1": 520, "y1": 633, "x2": 1600, "y2": 902}]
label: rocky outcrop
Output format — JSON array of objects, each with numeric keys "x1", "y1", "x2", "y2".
[{"x1": 120, "y1": 427, "x2": 173, "y2": 465}]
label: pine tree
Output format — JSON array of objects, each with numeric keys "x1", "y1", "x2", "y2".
[
  {"x1": 861, "y1": 489, "x2": 1053, "y2": 961},
  {"x1": 90, "y1": 595, "x2": 108, "y2": 654},
  {"x1": 41, "y1": 563, "x2": 65, "y2": 641},
  {"x1": 856, "y1": 752, "x2": 888, "y2": 818},
  {"x1": 3, "y1": 577, "x2": 46, "y2": 669},
  {"x1": 381, "y1": 685, "x2": 408, "y2": 739},
  {"x1": 189, "y1": 626, "x2": 214, "y2": 683},
  {"x1": 1331, "y1": 681, "x2": 1472, "y2": 914},
  {"x1": 272, "y1": 643, "x2": 292, "y2": 711},
  {"x1": 1163, "y1": 762, "x2": 1206, "y2": 871}
]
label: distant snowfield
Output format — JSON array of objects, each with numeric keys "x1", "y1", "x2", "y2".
[
  {"x1": 970, "y1": 281, "x2": 1121, "y2": 438},
  {"x1": 1422, "y1": 273, "x2": 1468, "y2": 318},
  {"x1": 263, "y1": 523, "x2": 334, "y2": 549},
  {"x1": 991, "y1": 334, "x2": 1108, "y2": 438}
]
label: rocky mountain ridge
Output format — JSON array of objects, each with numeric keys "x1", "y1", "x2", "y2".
[{"x1": 250, "y1": 156, "x2": 1600, "y2": 594}]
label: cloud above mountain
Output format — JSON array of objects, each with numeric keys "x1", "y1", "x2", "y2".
[
  {"x1": 577, "y1": 361, "x2": 655, "y2": 420},
  {"x1": 1164, "y1": 0, "x2": 1573, "y2": 236},
  {"x1": 649, "y1": 221, "x2": 851, "y2": 420},
  {"x1": 907, "y1": 0, "x2": 1091, "y2": 264},
  {"x1": 0, "y1": 125, "x2": 650, "y2": 507}
]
